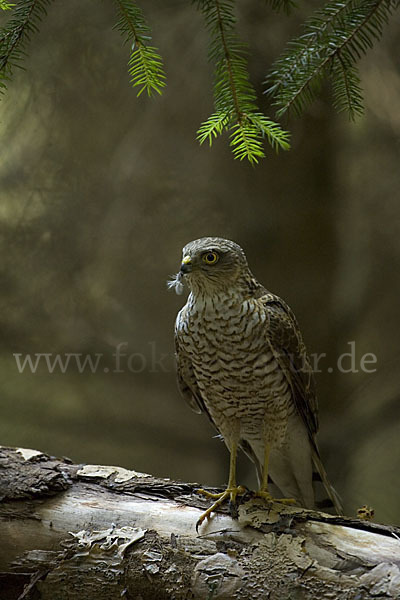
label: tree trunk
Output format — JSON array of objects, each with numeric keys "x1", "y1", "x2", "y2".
[{"x1": 0, "y1": 447, "x2": 399, "y2": 600}]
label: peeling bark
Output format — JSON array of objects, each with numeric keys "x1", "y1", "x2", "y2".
[{"x1": 0, "y1": 447, "x2": 400, "y2": 600}]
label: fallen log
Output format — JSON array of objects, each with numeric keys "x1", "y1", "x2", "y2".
[{"x1": 0, "y1": 446, "x2": 399, "y2": 599}]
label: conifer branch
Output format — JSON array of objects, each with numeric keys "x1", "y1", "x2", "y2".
[
  {"x1": 0, "y1": 0, "x2": 51, "y2": 95},
  {"x1": 215, "y1": 0, "x2": 242, "y2": 125},
  {"x1": 0, "y1": 2, "x2": 15, "y2": 10},
  {"x1": 113, "y1": 0, "x2": 166, "y2": 97},
  {"x1": 266, "y1": 0, "x2": 352, "y2": 100},
  {"x1": 1, "y1": 0, "x2": 398, "y2": 160},
  {"x1": 196, "y1": 0, "x2": 290, "y2": 163},
  {"x1": 264, "y1": 0, "x2": 297, "y2": 15},
  {"x1": 337, "y1": 54, "x2": 355, "y2": 113},
  {"x1": 331, "y1": 53, "x2": 363, "y2": 119},
  {"x1": 197, "y1": 111, "x2": 230, "y2": 145},
  {"x1": 266, "y1": 0, "x2": 399, "y2": 119}
]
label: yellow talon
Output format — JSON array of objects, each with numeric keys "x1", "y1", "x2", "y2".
[
  {"x1": 196, "y1": 485, "x2": 246, "y2": 501},
  {"x1": 255, "y1": 490, "x2": 296, "y2": 504},
  {"x1": 195, "y1": 485, "x2": 246, "y2": 531},
  {"x1": 196, "y1": 488, "x2": 230, "y2": 500}
]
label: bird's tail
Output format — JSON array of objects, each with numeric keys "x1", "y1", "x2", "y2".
[
  {"x1": 240, "y1": 438, "x2": 343, "y2": 515},
  {"x1": 312, "y1": 450, "x2": 343, "y2": 515}
]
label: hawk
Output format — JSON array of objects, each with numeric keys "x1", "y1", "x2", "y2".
[{"x1": 169, "y1": 237, "x2": 342, "y2": 528}]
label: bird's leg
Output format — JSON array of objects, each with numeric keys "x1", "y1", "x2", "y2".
[
  {"x1": 196, "y1": 437, "x2": 246, "y2": 530},
  {"x1": 255, "y1": 443, "x2": 296, "y2": 505}
]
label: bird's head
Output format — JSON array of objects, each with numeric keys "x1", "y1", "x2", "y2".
[{"x1": 168, "y1": 237, "x2": 250, "y2": 296}]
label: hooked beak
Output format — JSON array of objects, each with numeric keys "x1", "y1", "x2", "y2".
[{"x1": 180, "y1": 255, "x2": 192, "y2": 274}]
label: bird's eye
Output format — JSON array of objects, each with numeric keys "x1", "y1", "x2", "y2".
[{"x1": 202, "y1": 251, "x2": 219, "y2": 265}]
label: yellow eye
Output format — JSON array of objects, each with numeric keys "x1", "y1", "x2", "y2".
[{"x1": 202, "y1": 251, "x2": 219, "y2": 265}]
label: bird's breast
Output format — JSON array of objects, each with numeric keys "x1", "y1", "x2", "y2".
[
  {"x1": 177, "y1": 295, "x2": 285, "y2": 393},
  {"x1": 176, "y1": 293, "x2": 293, "y2": 441}
]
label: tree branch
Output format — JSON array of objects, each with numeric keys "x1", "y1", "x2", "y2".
[
  {"x1": 214, "y1": 0, "x2": 242, "y2": 125},
  {"x1": 1, "y1": 446, "x2": 400, "y2": 599}
]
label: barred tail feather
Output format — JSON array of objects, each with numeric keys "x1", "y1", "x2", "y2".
[{"x1": 312, "y1": 450, "x2": 343, "y2": 515}]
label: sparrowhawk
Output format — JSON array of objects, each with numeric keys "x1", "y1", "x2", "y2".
[{"x1": 169, "y1": 237, "x2": 342, "y2": 528}]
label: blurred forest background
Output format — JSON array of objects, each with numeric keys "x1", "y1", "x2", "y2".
[{"x1": 0, "y1": 1, "x2": 399, "y2": 524}]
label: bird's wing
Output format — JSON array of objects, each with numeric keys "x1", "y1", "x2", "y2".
[
  {"x1": 174, "y1": 307, "x2": 207, "y2": 415},
  {"x1": 257, "y1": 290, "x2": 319, "y2": 439},
  {"x1": 257, "y1": 291, "x2": 343, "y2": 514},
  {"x1": 175, "y1": 341, "x2": 204, "y2": 415}
]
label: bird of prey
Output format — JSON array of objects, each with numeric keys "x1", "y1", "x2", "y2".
[{"x1": 168, "y1": 237, "x2": 342, "y2": 528}]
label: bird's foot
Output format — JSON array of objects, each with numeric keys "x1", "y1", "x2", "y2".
[
  {"x1": 195, "y1": 485, "x2": 246, "y2": 532},
  {"x1": 255, "y1": 490, "x2": 296, "y2": 505}
]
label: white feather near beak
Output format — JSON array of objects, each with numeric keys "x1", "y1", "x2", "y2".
[{"x1": 167, "y1": 272, "x2": 184, "y2": 295}]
